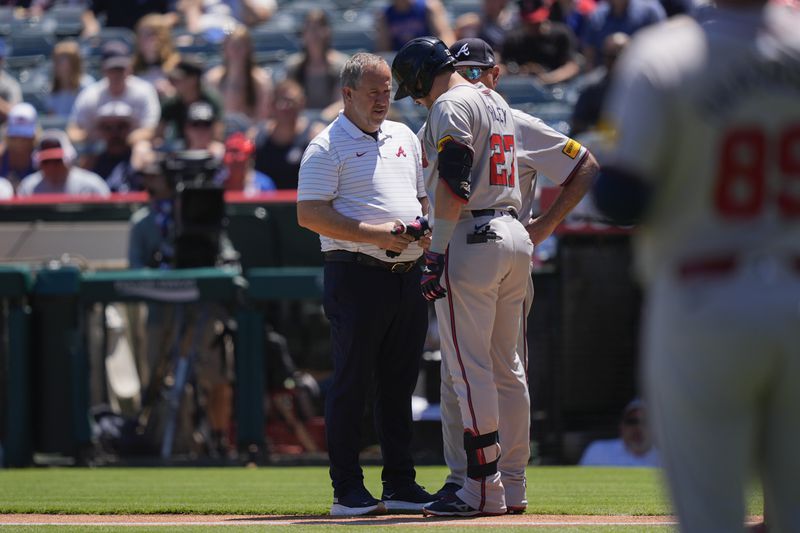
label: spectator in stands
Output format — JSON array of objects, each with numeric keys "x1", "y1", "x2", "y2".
[
  {"x1": 579, "y1": 398, "x2": 661, "y2": 467},
  {"x1": 216, "y1": 132, "x2": 275, "y2": 194},
  {"x1": 204, "y1": 24, "x2": 273, "y2": 127},
  {"x1": 502, "y1": 0, "x2": 581, "y2": 85},
  {"x1": 132, "y1": 14, "x2": 181, "y2": 101},
  {"x1": 579, "y1": 0, "x2": 665, "y2": 69},
  {"x1": 81, "y1": 0, "x2": 170, "y2": 38},
  {"x1": 284, "y1": 9, "x2": 348, "y2": 113},
  {"x1": 46, "y1": 40, "x2": 95, "y2": 119},
  {"x1": 0, "y1": 175, "x2": 11, "y2": 199},
  {"x1": 375, "y1": 0, "x2": 455, "y2": 52},
  {"x1": 68, "y1": 40, "x2": 161, "y2": 146},
  {"x1": 176, "y1": 0, "x2": 277, "y2": 36},
  {"x1": 182, "y1": 101, "x2": 225, "y2": 158},
  {"x1": 0, "y1": 38, "x2": 22, "y2": 125},
  {"x1": 85, "y1": 100, "x2": 140, "y2": 192},
  {"x1": 0, "y1": 103, "x2": 38, "y2": 190},
  {"x1": 453, "y1": 0, "x2": 516, "y2": 52},
  {"x1": 220, "y1": 0, "x2": 277, "y2": 26},
  {"x1": 569, "y1": 32, "x2": 628, "y2": 138},
  {"x1": 550, "y1": 0, "x2": 597, "y2": 40},
  {"x1": 16, "y1": 130, "x2": 110, "y2": 196},
  {"x1": 156, "y1": 57, "x2": 223, "y2": 146},
  {"x1": 254, "y1": 79, "x2": 321, "y2": 190}
]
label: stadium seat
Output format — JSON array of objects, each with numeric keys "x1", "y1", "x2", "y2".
[
  {"x1": 42, "y1": 5, "x2": 85, "y2": 38},
  {"x1": 278, "y1": 0, "x2": 339, "y2": 26},
  {"x1": 39, "y1": 114, "x2": 69, "y2": 132},
  {"x1": 80, "y1": 26, "x2": 136, "y2": 58},
  {"x1": 445, "y1": 0, "x2": 483, "y2": 18},
  {"x1": 331, "y1": 29, "x2": 375, "y2": 53},
  {"x1": 515, "y1": 102, "x2": 574, "y2": 135},
  {"x1": 495, "y1": 75, "x2": 562, "y2": 106},
  {"x1": 9, "y1": 30, "x2": 55, "y2": 57},
  {"x1": 0, "y1": 6, "x2": 14, "y2": 36},
  {"x1": 22, "y1": 89, "x2": 48, "y2": 114}
]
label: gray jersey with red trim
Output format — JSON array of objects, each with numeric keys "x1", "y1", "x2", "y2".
[
  {"x1": 604, "y1": 6, "x2": 800, "y2": 285},
  {"x1": 601, "y1": 5, "x2": 800, "y2": 532},
  {"x1": 513, "y1": 109, "x2": 588, "y2": 221},
  {"x1": 421, "y1": 82, "x2": 521, "y2": 215}
]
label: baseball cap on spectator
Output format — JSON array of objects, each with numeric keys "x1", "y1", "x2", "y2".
[
  {"x1": 170, "y1": 56, "x2": 205, "y2": 80},
  {"x1": 519, "y1": 0, "x2": 552, "y2": 23},
  {"x1": 449, "y1": 38, "x2": 496, "y2": 67},
  {"x1": 7, "y1": 102, "x2": 38, "y2": 138},
  {"x1": 187, "y1": 101, "x2": 216, "y2": 124},
  {"x1": 34, "y1": 130, "x2": 77, "y2": 166},
  {"x1": 223, "y1": 132, "x2": 255, "y2": 165},
  {"x1": 102, "y1": 40, "x2": 132, "y2": 70}
]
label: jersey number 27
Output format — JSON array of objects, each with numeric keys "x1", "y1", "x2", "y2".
[
  {"x1": 489, "y1": 134, "x2": 515, "y2": 187},
  {"x1": 715, "y1": 125, "x2": 800, "y2": 218}
]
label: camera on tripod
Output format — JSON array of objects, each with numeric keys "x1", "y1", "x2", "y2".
[{"x1": 162, "y1": 150, "x2": 226, "y2": 269}]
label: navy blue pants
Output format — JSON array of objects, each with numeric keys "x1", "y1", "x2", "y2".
[{"x1": 322, "y1": 259, "x2": 428, "y2": 494}]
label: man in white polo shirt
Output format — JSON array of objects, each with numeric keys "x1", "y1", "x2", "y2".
[{"x1": 297, "y1": 52, "x2": 436, "y2": 517}]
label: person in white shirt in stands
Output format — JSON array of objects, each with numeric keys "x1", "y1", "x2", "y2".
[
  {"x1": 16, "y1": 130, "x2": 110, "y2": 197},
  {"x1": 67, "y1": 40, "x2": 161, "y2": 146},
  {"x1": 0, "y1": 176, "x2": 12, "y2": 199},
  {"x1": 579, "y1": 398, "x2": 660, "y2": 467}
]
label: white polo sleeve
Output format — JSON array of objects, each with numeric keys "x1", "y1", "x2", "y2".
[{"x1": 297, "y1": 140, "x2": 339, "y2": 201}]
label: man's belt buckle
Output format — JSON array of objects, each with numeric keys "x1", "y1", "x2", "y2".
[{"x1": 391, "y1": 261, "x2": 410, "y2": 273}]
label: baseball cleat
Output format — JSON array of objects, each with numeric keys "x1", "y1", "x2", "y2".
[
  {"x1": 381, "y1": 482, "x2": 437, "y2": 512},
  {"x1": 507, "y1": 505, "x2": 527, "y2": 514},
  {"x1": 433, "y1": 482, "x2": 462, "y2": 499},
  {"x1": 422, "y1": 493, "x2": 482, "y2": 517},
  {"x1": 330, "y1": 486, "x2": 387, "y2": 516}
]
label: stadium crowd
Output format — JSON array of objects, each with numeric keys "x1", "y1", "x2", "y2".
[{"x1": 0, "y1": 0, "x2": 703, "y2": 199}]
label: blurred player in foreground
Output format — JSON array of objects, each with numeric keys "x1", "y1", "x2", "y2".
[{"x1": 592, "y1": 0, "x2": 800, "y2": 531}]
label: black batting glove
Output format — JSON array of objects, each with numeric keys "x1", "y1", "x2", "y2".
[{"x1": 420, "y1": 250, "x2": 447, "y2": 301}]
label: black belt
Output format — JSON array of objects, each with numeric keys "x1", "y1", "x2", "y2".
[
  {"x1": 323, "y1": 250, "x2": 421, "y2": 274},
  {"x1": 471, "y1": 208, "x2": 518, "y2": 219}
]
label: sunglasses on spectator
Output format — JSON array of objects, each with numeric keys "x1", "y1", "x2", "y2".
[
  {"x1": 456, "y1": 66, "x2": 491, "y2": 81},
  {"x1": 622, "y1": 417, "x2": 642, "y2": 427},
  {"x1": 188, "y1": 120, "x2": 213, "y2": 128}
]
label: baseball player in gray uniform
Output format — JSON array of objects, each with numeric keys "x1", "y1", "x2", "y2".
[
  {"x1": 432, "y1": 37, "x2": 599, "y2": 514},
  {"x1": 593, "y1": 0, "x2": 800, "y2": 531},
  {"x1": 392, "y1": 36, "x2": 533, "y2": 516}
]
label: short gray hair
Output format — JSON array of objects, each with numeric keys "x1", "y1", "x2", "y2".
[{"x1": 340, "y1": 53, "x2": 389, "y2": 90}]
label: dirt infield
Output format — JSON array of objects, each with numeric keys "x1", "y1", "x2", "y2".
[
  {"x1": 0, "y1": 513, "x2": 767, "y2": 527},
  {"x1": 0, "y1": 513, "x2": 681, "y2": 527}
]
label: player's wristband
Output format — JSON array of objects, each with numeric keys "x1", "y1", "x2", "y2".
[{"x1": 429, "y1": 218, "x2": 457, "y2": 254}]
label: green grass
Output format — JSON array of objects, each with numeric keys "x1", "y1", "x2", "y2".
[
  {"x1": 0, "y1": 466, "x2": 678, "y2": 516},
  {"x1": 0, "y1": 466, "x2": 763, "y2": 532}
]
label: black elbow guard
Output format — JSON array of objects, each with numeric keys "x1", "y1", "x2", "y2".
[{"x1": 437, "y1": 136, "x2": 473, "y2": 202}]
